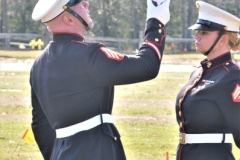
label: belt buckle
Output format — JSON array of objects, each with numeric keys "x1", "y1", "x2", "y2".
[{"x1": 179, "y1": 133, "x2": 186, "y2": 145}]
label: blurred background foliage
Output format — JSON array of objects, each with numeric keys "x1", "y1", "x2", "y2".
[{"x1": 0, "y1": 0, "x2": 239, "y2": 51}]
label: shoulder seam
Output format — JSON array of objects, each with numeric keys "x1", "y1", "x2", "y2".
[{"x1": 71, "y1": 40, "x2": 88, "y2": 46}]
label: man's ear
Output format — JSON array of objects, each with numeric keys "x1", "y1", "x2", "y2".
[{"x1": 62, "y1": 14, "x2": 74, "y2": 26}]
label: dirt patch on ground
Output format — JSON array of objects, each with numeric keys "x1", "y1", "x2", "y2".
[
  {"x1": 162, "y1": 58, "x2": 200, "y2": 66},
  {"x1": 0, "y1": 96, "x2": 31, "y2": 107},
  {"x1": 114, "y1": 115, "x2": 175, "y2": 124},
  {"x1": 0, "y1": 58, "x2": 34, "y2": 63},
  {"x1": 0, "y1": 114, "x2": 31, "y2": 122},
  {"x1": 0, "y1": 57, "x2": 200, "y2": 65}
]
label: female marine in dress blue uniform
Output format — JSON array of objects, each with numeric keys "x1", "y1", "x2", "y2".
[
  {"x1": 175, "y1": 1, "x2": 240, "y2": 160},
  {"x1": 30, "y1": 0, "x2": 170, "y2": 159}
]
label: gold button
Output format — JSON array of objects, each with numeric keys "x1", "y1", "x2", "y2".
[
  {"x1": 186, "y1": 86, "x2": 191, "y2": 91},
  {"x1": 207, "y1": 62, "x2": 212, "y2": 68},
  {"x1": 114, "y1": 137, "x2": 117, "y2": 141},
  {"x1": 179, "y1": 98, "x2": 183, "y2": 104},
  {"x1": 180, "y1": 122, "x2": 183, "y2": 128},
  {"x1": 158, "y1": 29, "x2": 162, "y2": 33},
  {"x1": 193, "y1": 80, "x2": 198, "y2": 85},
  {"x1": 184, "y1": 88, "x2": 191, "y2": 95},
  {"x1": 155, "y1": 38, "x2": 159, "y2": 42},
  {"x1": 63, "y1": 6, "x2": 68, "y2": 10},
  {"x1": 196, "y1": 3, "x2": 200, "y2": 11},
  {"x1": 179, "y1": 111, "x2": 182, "y2": 117},
  {"x1": 226, "y1": 63, "x2": 229, "y2": 65}
]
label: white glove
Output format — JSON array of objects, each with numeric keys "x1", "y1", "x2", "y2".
[{"x1": 146, "y1": 0, "x2": 170, "y2": 25}]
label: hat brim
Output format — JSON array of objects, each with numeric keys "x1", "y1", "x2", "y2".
[{"x1": 188, "y1": 24, "x2": 222, "y2": 31}]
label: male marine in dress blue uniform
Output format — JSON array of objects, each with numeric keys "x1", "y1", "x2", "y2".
[
  {"x1": 175, "y1": 1, "x2": 240, "y2": 160},
  {"x1": 30, "y1": 0, "x2": 171, "y2": 159}
]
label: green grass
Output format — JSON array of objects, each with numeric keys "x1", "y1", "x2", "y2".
[
  {"x1": 0, "y1": 71, "x2": 239, "y2": 160},
  {"x1": 0, "y1": 50, "x2": 239, "y2": 61},
  {"x1": 0, "y1": 72, "x2": 30, "y2": 96},
  {"x1": 163, "y1": 52, "x2": 240, "y2": 60},
  {"x1": 117, "y1": 122, "x2": 178, "y2": 160},
  {"x1": 0, "y1": 120, "x2": 43, "y2": 160},
  {"x1": 0, "y1": 50, "x2": 41, "y2": 59},
  {"x1": 0, "y1": 50, "x2": 239, "y2": 160}
]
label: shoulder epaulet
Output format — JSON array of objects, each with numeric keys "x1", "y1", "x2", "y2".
[
  {"x1": 71, "y1": 40, "x2": 88, "y2": 47},
  {"x1": 85, "y1": 43, "x2": 105, "y2": 54},
  {"x1": 71, "y1": 40, "x2": 105, "y2": 50},
  {"x1": 223, "y1": 60, "x2": 240, "y2": 72}
]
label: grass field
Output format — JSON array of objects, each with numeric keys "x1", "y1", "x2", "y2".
[{"x1": 0, "y1": 51, "x2": 239, "y2": 160}]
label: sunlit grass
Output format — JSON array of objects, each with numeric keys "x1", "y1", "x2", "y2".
[
  {"x1": 117, "y1": 121, "x2": 178, "y2": 160},
  {"x1": 0, "y1": 50, "x2": 41, "y2": 59},
  {"x1": 0, "y1": 72, "x2": 30, "y2": 96},
  {"x1": 0, "y1": 53, "x2": 239, "y2": 160}
]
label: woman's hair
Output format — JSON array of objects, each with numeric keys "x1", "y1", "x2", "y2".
[{"x1": 225, "y1": 31, "x2": 240, "y2": 51}]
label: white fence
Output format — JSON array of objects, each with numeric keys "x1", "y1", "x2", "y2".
[{"x1": 0, "y1": 33, "x2": 195, "y2": 53}]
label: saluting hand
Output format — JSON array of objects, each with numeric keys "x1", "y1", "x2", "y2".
[{"x1": 146, "y1": 0, "x2": 171, "y2": 25}]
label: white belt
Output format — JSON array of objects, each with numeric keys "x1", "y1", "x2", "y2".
[
  {"x1": 179, "y1": 133, "x2": 232, "y2": 144},
  {"x1": 56, "y1": 114, "x2": 114, "y2": 138}
]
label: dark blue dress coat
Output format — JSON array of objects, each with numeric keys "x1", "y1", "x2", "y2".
[
  {"x1": 30, "y1": 18, "x2": 167, "y2": 160},
  {"x1": 175, "y1": 53, "x2": 240, "y2": 160}
]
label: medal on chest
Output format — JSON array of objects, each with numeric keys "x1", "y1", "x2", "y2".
[{"x1": 196, "y1": 79, "x2": 215, "y2": 90}]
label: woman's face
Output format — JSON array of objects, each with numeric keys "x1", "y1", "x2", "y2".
[{"x1": 194, "y1": 30, "x2": 219, "y2": 54}]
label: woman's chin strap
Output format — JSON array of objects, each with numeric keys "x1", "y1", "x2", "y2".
[{"x1": 204, "y1": 29, "x2": 225, "y2": 56}]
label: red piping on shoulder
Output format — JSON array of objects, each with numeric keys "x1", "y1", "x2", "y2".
[{"x1": 145, "y1": 40, "x2": 161, "y2": 60}]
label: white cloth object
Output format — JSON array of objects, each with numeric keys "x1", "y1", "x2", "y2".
[
  {"x1": 146, "y1": 0, "x2": 170, "y2": 25},
  {"x1": 152, "y1": 0, "x2": 165, "y2": 6},
  {"x1": 56, "y1": 114, "x2": 114, "y2": 138},
  {"x1": 32, "y1": 0, "x2": 69, "y2": 22},
  {"x1": 181, "y1": 133, "x2": 232, "y2": 144}
]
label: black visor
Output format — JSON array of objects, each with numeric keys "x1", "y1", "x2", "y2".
[{"x1": 189, "y1": 19, "x2": 226, "y2": 31}]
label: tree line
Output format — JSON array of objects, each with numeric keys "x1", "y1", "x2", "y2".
[{"x1": 0, "y1": 0, "x2": 240, "y2": 50}]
